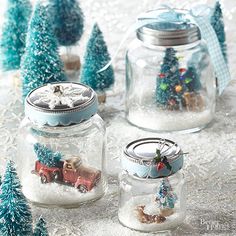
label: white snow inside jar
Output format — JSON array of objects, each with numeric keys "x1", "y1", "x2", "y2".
[{"x1": 17, "y1": 82, "x2": 107, "y2": 208}]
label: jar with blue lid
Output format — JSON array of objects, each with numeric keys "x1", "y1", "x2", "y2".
[
  {"x1": 118, "y1": 138, "x2": 186, "y2": 232},
  {"x1": 17, "y1": 82, "x2": 107, "y2": 208}
]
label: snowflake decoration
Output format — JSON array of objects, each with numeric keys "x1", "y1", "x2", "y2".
[{"x1": 34, "y1": 84, "x2": 90, "y2": 109}]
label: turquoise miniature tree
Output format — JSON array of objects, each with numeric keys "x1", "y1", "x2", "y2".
[
  {"x1": 48, "y1": 0, "x2": 84, "y2": 46},
  {"x1": 182, "y1": 66, "x2": 201, "y2": 92},
  {"x1": 210, "y1": 0, "x2": 227, "y2": 63},
  {"x1": 21, "y1": 2, "x2": 67, "y2": 99},
  {"x1": 34, "y1": 143, "x2": 62, "y2": 167},
  {"x1": 156, "y1": 178, "x2": 177, "y2": 210},
  {"x1": 80, "y1": 23, "x2": 114, "y2": 93},
  {"x1": 33, "y1": 217, "x2": 49, "y2": 236},
  {"x1": 0, "y1": 161, "x2": 33, "y2": 235},
  {"x1": 0, "y1": 0, "x2": 32, "y2": 71},
  {"x1": 156, "y1": 48, "x2": 185, "y2": 108}
]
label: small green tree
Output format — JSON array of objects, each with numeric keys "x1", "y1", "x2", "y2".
[
  {"x1": 182, "y1": 66, "x2": 201, "y2": 92},
  {"x1": 156, "y1": 48, "x2": 185, "y2": 108},
  {"x1": 156, "y1": 178, "x2": 177, "y2": 210},
  {"x1": 33, "y1": 217, "x2": 49, "y2": 236},
  {"x1": 48, "y1": 0, "x2": 84, "y2": 46},
  {"x1": 0, "y1": 0, "x2": 32, "y2": 71},
  {"x1": 0, "y1": 161, "x2": 33, "y2": 236},
  {"x1": 21, "y1": 2, "x2": 67, "y2": 99},
  {"x1": 210, "y1": 0, "x2": 227, "y2": 63},
  {"x1": 34, "y1": 143, "x2": 62, "y2": 167},
  {"x1": 80, "y1": 23, "x2": 114, "y2": 93}
]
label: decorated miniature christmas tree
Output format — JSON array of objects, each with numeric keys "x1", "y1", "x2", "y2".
[
  {"x1": 33, "y1": 216, "x2": 49, "y2": 236},
  {"x1": 210, "y1": 0, "x2": 227, "y2": 63},
  {"x1": 0, "y1": 0, "x2": 32, "y2": 71},
  {"x1": 21, "y1": 2, "x2": 67, "y2": 99},
  {"x1": 156, "y1": 178, "x2": 177, "y2": 217},
  {"x1": 182, "y1": 66, "x2": 201, "y2": 92},
  {"x1": 0, "y1": 161, "x2": 33, "y2": 235},
  {"x1": 156, "y1": 48, "x2": 186, "y2": 109},
  {"x1": 80, "y1": 23, "x2": 114, "y2": 103},
  {"x1": 34, "y1": 143, "x2": 62, "y2": 167}
]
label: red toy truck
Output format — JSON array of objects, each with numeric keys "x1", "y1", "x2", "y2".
[{"x1": 32, "y1": 157, "x2": 101, "y2": 193}]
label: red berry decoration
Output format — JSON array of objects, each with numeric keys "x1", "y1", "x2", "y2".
[
  {"x1": 179, "y1": 68, "x2": 187, "y2": 73},
  {"x1": 157, "y1": 162, "x2": 165, "y2": 171},
  {"x1": 159, "y1": 73, "x2": 165, "y2": 78}
]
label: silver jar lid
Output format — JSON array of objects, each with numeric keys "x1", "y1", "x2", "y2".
[
  {"x1": 136, "y1": 13, "x2": 201, "y2": 47},
  {"x1": 25, "y1": 82, "x2": 98, "y2": 126},
  {"x1": 122, "y1": 138, "x2": 184, "y2": 178}
]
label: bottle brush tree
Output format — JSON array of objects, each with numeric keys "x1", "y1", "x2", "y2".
[
  {"x1": 0, "y1": 161, "x2": 33, "y2": 236},
  {"x1": 80, "y1": 23, "x2": 114, "y2": 94},
  {"x1": 0, "y1": 0, "x2": 32, "y2": 71},
  {"x1": 34, "y1": 143, "x2": 62, "y2": 167},
  {"x1": 156, "y1": 48, "x2": 186, "y2": 109},
  {"x1": 48, "y1": 0, "x2": 84, "y2": 46},
  {"x1": 33, "y1": 216, "x2": 49, "y2": 236},
  {"x1": 156, "y1": 178, "x2": 177, "y2": 210},
  {"x1": 210, "y1": 0, "x2": 227, "y2": 63},
  {"x1": 21, "y1": 2, "x2": 67, "y2": 99}
]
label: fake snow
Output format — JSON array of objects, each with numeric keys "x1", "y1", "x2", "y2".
[
  {"x1": 22, "y1": 174, "x2": 107, "y2": 208},
  {"x1": 127, "y1": 106, "x2": 214, "y2": 132},
  {"x1": 118, "y1": 194, "x2": 185, "y2": 232}
]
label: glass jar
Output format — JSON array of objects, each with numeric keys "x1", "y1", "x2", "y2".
[
  {"x1": 17, "y1": 82, "x2": 107, "y2": 208},
  {"x1": 125, "y1": 10, "x2": 216, "y2": 133},
  {"x1": 118, "y1": 138, "x2": 186, "y2": 233}
]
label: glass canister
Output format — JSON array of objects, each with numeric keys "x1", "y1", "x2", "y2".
[
  {"x1": 125, "y1": 10, "x2": 216, "y2": 132},
  {"x1": 118, "y1": 138, "x2": 186, "y2": 232},
  {"x1": 17, "y1": 82, "x2": 107, "y2": 208}
]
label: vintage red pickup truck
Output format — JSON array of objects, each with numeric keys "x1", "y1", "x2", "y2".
[{"x1": 32, "y1": 158, "x2": 101, "y2": 193}]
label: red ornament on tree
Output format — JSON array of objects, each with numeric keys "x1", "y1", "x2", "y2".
[
  {"x1": 179, "y1": 68, "x2": 187, "y2": 73},
  {"x1": 159, "y1": 73, "x2": 165, "y2": 78}
]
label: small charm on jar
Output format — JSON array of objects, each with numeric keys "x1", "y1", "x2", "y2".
[
  {"x1": 118, "y1": 138, "x2": 186, "y2": 233},
  {"x1": 17, "y1": 82, "x2": 107, "y2": 208}
]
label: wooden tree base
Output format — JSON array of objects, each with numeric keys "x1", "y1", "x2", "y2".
[
  {"x1": 61, "y1": 54, "x2": 81, "y2": 72},
  {"x1": 97, "y1": 93, "x2": 106, "y2": 104},
  {"x1": 160, "y1": 208, "x2": 174, "y2": 217}
]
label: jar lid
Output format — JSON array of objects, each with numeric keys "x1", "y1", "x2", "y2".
[
  {"x1": 25, "y1": 82, "x2": 98, "y2": 126},
  {"x1": 136, "y1": 10, "x2": 201, "y2": 46},
  {"x1": 122, "y1": 138, "x2": 183, "y2": 178}
]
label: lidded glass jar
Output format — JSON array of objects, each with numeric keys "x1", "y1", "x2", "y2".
[
  {"x1": 17, "y1": 82, "x2": 107, "y2": 208},
  {"x1": 126, "y1": 10, "x2": 216, "y2": 132},
  {"x1": 118, "y1": 138, "x2": 186, "y2": 233}
]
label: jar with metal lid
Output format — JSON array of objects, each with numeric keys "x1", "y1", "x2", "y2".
[
  {"x1": 16, "y1": 82, "x2": 107, "y2": 208},
  {"x1": 118, "y1": 138, "x2": 186, "y2": 233},
  {"x1": 125, "y1": 9, "x2": 216, "y2": 132}
]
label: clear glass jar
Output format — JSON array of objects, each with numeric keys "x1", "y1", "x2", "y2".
[
  {"x1": 17, "y1": 82, "x2": 107, "y2": 208},
  {"x1": 125, "y1": 12, "x2": 216, "y2": 133},
  {"x1": 118, "y1": 138, "x2": 186, "y2": 232}
]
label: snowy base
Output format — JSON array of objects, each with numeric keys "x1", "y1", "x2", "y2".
[
  {"x1": 22, "y1": 174, "x2": 107, "y2": 208},
  {"x1": 127, "y1": 106, "x2": 214, "y2": 132},
  {"x1": 118, "y1": 195, "x2": 185, "y2": 232}
]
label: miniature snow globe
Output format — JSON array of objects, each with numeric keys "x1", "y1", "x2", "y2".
[
  {"x1": 17, "y1": 82, "x2": 107, "y2": 208},
  {"x1": 118, "y1": 138, "x2": 186, "y2": 233},
  {"x1": 125, "y1": 9, "x2": 216, "y2": 132}
]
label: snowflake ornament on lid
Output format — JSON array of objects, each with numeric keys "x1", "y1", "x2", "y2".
[{"x1": 34, "y1": 83, "x2": 90, "y2": 109}]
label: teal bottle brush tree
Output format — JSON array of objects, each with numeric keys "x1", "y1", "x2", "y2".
[
  {"x1": 21, "y1": 2, "x2": 67, "y2": 99},
  {"x1": 80, "y1": 23, "x2": 115, "y2": 103},
  {"x1": 48, "y1": 0, "x2": 84, "y2": 78},
  {"x1": 0, "y1": 0, "x2": 32, "y2": 73},
  {"x1": 156, "y1": 48, "x2": 203, "y2": 111},
  {"x1": 156, "y1": 178, "x2": 177, "y2": 217},
  {"x1": 0, "y1": 161, "x2": 33, "y2": 236},
  {"x1": 33, "y1": 217, "x2": 49, "y2": 236},
  {"x1": 210, "y1": 0, "x2": 227, "y2": 63}
]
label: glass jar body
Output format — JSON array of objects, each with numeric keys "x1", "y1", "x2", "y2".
[
  {"x1": 118, "y1": 171, "x2": 186, "y2": 232},
  {"x1": 17, "y1": 114, "x2": 107, "y2": 208},
  {"x1": 125, "y1": 39, "x2": 216, "y2": 132}
]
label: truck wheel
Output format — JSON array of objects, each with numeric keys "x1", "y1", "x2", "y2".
[
  {"x1": 53, "y1": 172, "x2": 60, "y2": 181},
  {"x1": 40, "y1": 175, "x2": 47, "y2": 184},
  {"x1": 78, "y1": 185, "x2": 88, "y2": 193}
]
